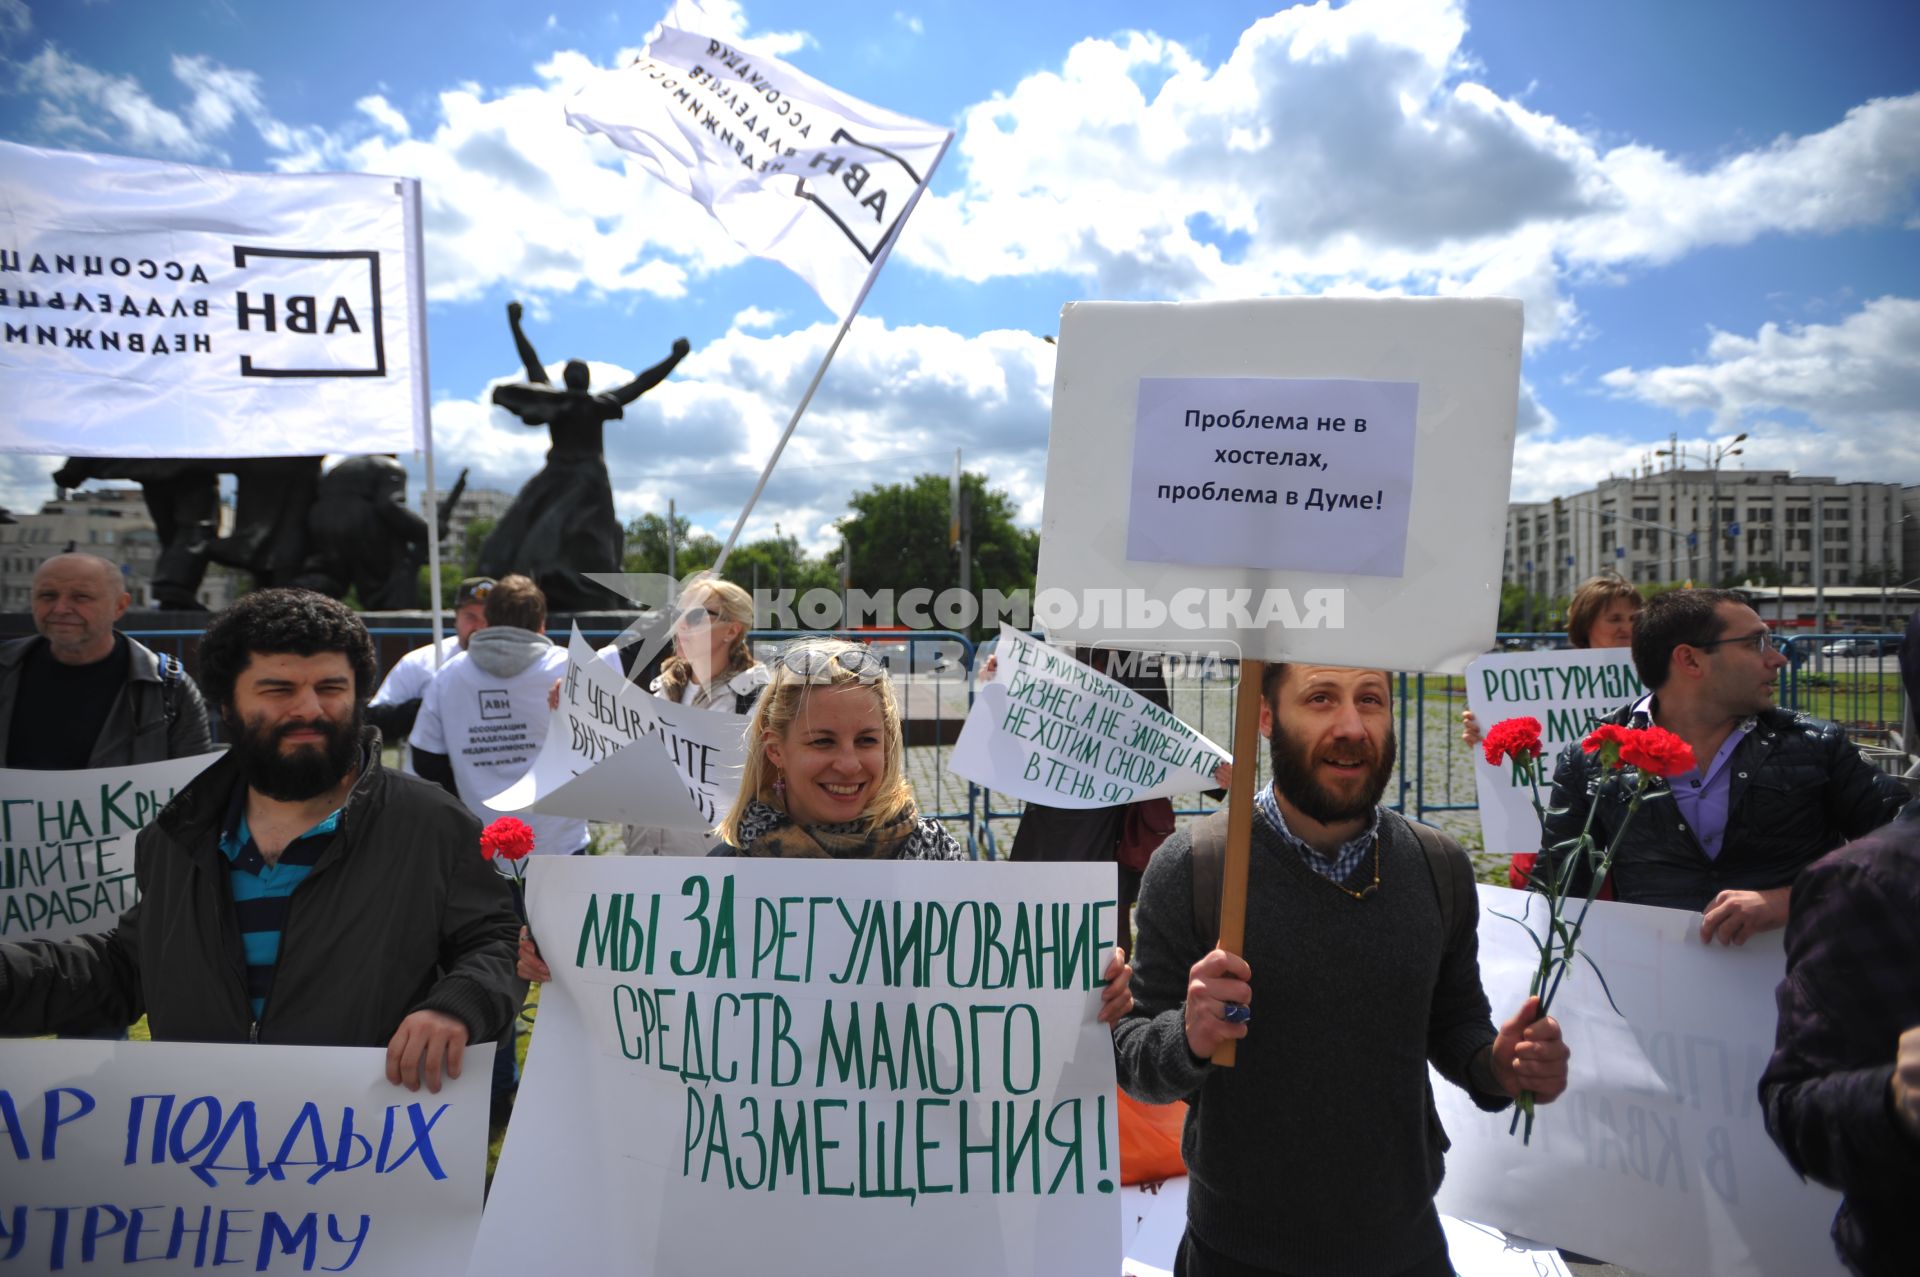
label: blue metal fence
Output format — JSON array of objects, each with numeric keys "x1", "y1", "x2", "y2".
[{"x1": 119, "y1": 626, "x2": 1913, "y2": 857}]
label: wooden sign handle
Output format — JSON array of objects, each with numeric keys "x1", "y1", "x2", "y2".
[{"x1": 1210, "y1": 658, "x2": 1264, "y2": 1068}]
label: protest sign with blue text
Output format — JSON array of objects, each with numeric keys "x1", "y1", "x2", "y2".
[{"x1": 0, "y1": 1038, "x2": 491, "y2": 1274}]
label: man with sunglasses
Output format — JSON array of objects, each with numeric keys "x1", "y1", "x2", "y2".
[{"x1": 1539, "y1": 589, "x2": 1908, "y2": 944}]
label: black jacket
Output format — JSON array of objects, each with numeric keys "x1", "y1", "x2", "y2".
[
  {"x1": 0, "y1": 632, "x2": 212, "y2": 765},
  {"x1": 1539, "y1": 702, "x2": 1908, "y2": 911},
  {"x1": 0, "y1": 730, "x2": 521, "y2": 1045}
]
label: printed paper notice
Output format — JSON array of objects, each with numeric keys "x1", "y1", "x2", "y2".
[{"x1": 1126, "y1": 377, "x2": 1418, "y2": 577}]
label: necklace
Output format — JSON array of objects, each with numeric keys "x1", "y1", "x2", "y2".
[{"x1": 1318, "y1": 836, "x2": 1381, "y2": 901}]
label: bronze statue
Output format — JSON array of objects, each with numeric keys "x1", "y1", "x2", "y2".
[
  {"x1": 54, "y1": 457, "x2": 222, "y2": 609},
  {"x1": 296, "y1": 458, "x2": 466, "y2": 610},
  {"x1": 482, "y1": 301, "x2": 690, "y2": 611}
]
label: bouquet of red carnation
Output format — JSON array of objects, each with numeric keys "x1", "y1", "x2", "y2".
[
  {"x1": 1484, "y1": 716, "x2": 1696, "y2": 1142},
  {"x1": 480, "y1": 816, "x2": 536, "y2": 928}
]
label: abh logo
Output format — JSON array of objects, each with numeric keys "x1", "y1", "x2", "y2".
[
  {"x1": 797, "y1": 129, "x2": 924, "y2": 262},
  {"x1": 230, "y1": 245, "x2": 387, "y2": 379}
]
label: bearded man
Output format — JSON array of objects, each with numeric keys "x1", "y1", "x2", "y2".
[
  {"x1": 1112, "y1": 663, "x2": 1570, "y2": 1277},
  {"x1": 0, "y1": 589, "x2": 521, "y2": 1093}
]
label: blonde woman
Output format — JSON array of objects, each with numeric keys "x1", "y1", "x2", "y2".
[
  {"x1": 621, "y1": 576, "x2": 770, "y2": 856},
  {"x1": 521, "y1": 636, "x2": 1135, "y2": 1023},
  {"x1": 714, "y1": 636, "x2": 962, "y2": 859}
]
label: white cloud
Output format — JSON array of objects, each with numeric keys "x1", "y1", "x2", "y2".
[
  {"x1": 17, "y1": 2, "x2": 1912, "y2": 351},
  {"x1": 271, "y1": 51, "x2": 750, "y2": 303},
  {"x1": 414, "y1": 319, "x2": 1057, "y2": 555},
  {"x1": 0, "y1": 0, "x2": 31, "y2": 37},
  {"x1": 354, "y1": 94, "x2": 410, "y2": 139},
  {"x1": 729, "y1": 306, "x2": 781, "y2": 330},
  {"x1": 0, "y1": 454, "x2": 58, "y2": 521},
  {"x1": 1596, "y1": 296, "x2": 1920, "y2": 484},
  {"x1": 14, "y1": 45, "x2": 209, "y2": 158},
  {"x1": 907, "y1": 0, "x2": 1919, "y2": 352},
  {"x1": 893, "y1": 11, "x2": 923, "y2": 36}
]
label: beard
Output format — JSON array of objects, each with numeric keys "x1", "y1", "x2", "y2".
[
  {"x1": 1268, "y1": 716, "x2": 1396, "y2": 825},
  {"x1": 225, "y1": 706, "x2": 363, "y2": 802}
]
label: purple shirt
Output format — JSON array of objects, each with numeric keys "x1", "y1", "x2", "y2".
[{"x1": 1634, "y1": 693, "x2": 1752, "y2": 860}]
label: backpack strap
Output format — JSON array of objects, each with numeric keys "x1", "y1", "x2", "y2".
[
  {"x1": 1407, "y1": 817, "x2": 1474, "y2": 953},
  {"x1": 155, "y1": 650, "x2": 185, "y2": 727},
  {"x1": 1188, "y1": 809, "x2": 1231, "y2": 949},
  {"x1": 1187, "y1": 805, "x2": 1473, "y2": 953}
]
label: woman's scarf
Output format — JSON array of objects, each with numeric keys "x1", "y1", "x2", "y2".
[{"x1": 735, "y1": 798, "x2": 925, "y2": 860}]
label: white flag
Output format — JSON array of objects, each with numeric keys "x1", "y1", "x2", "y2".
[
  {"x1": 566, "y1": 1, "x2": 950, "y2": 315},
  {"x1": 0, "y1": 141, "x2": 427, "y2": 458}
]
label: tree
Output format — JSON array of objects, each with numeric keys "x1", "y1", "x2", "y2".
[
  {"x1": 713, "y1": 532, "x2": 837, "y2": 599},
  {"x1": 623, "y1": 512, "x2": 719, "y2": 576},
  {"x1": 838, "y1": 472, "x2": 1037, "y2": 634}
]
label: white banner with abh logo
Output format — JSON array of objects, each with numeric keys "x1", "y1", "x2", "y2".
[
  {"x1": 565, "y1": 0, "x2": 949, "y2": 317},
  {"x1": 0, "y1": 140, "x2": 426, "y2": 458}
]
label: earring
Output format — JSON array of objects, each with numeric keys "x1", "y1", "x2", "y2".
[{"x1": 772, "y1": 771, "x2": 786, "y2": 799}]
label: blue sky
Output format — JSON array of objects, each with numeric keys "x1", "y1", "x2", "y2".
[{"x1": 3, "y1": 0, "x2": 1916, "y2": 553}]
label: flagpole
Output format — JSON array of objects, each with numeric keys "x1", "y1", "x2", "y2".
[
  {"x1": 710, "y1": 129, "x2": 955, "y2": 576},
  {"x1": 401, "y1": 177, "x2": 448, "y2": 665}
]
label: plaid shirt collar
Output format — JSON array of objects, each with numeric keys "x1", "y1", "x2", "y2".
[{"x1": 1254, "y1": 782, "x2": 1381, "y2": 885}]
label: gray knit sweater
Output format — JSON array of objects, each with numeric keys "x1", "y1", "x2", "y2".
[{"x1": 1112, "y1": 809, "x2": 1511, "y2": 1277}]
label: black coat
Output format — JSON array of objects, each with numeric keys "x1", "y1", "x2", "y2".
[
  {"x1": 1539, "y1": 702, "x2": 1908, "y2": 911},
  {"x1": 0, "y1": 731, "x2": 521, "y2": 1045}
]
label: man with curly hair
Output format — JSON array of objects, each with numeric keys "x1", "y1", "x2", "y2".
[
  {"x1": 0, "y1": 589, "x2": 521, "y2": 1093},
  {"x1": 1538, "y1": 588, "x2": 1908, "y2": 945}
]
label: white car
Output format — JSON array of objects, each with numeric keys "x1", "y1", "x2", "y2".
[{"x1": 1819, "y1": 639, "x2": 1876, "y2": 658}]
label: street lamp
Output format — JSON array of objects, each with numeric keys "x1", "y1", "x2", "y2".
[
  {"x1": 1655, "y1": 434, "x2": 1747, "y2": 586},
  {"x1": 1566, "y1": 502, "x2": 1698, "y2": 584}
]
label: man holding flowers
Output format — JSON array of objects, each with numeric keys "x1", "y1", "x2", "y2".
[{"x1": 1538, "y1": 588, "x2": 1907, "y2": 944}]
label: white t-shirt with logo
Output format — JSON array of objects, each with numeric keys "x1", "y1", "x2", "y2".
[
  {"x1": 370, "y1": 635, "x2": 462, "y2": 708},
  {"x1": 410, "y1": 645, "x2": 587, "y2": 856}
]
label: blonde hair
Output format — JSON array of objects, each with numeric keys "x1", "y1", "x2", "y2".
[
  {"x1": 717, "y1": 636, "x2": 914, "y2": 846},
  {"x1": 657, "y1": 576, "x2": 758, "y2": 699}
]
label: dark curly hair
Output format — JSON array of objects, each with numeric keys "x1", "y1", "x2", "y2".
[{"x1": 197, "y1": 588, "x2": 378, "y2": 711}]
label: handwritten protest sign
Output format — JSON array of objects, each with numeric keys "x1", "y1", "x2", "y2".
[
  {"x1": 1466, "y1": 648, "x2": 1646, "y2": 857},
  {"x1": 485, "y1": 627, "x2": 745, "y2": 831},
  {"x1": 0, "y1": 1038, "x2": 490, "y2": 1274},
  {"x1": 950, "y1": 627, "x2": 1229, "y2": 809},
  {"x1": 1127, "y1": 377, "x2": 1419, "y2": 577},
  {"x1": 0, "y1": 754, "x2": 218, "y2": 942},
  {"x1": 472, "y1": 858, "x2": 1122, "y2": 1277},
  {"x1": 1432, "y1": 887, "x2": 1846, "y2": 1277},
  {"x1": 1036, "y1": 298, "x2": 1521, "y2": 672}
]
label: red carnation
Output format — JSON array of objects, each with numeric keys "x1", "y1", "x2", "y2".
[
  {"x1": 481, "y1": 817, "x2": 536, "y2": 861},
  {"x1": 1581, "y1": 723, "x2": 1633, "y2": 770},
  {"x1": 1481, "y1": 716, "x2": 1544, "y2": 768},
  {"x1": 1617, "y1": 726, "x2": 1696, "y2": 778}
]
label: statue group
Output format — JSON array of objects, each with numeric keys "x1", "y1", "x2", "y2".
[{"x1": 54, "y1": 301, "x2": 688, "y2": 614}]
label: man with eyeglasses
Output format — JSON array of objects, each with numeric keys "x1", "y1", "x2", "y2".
[{"x1": 1539, "y1": 588, "x2": 1908, "y2": 944}]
